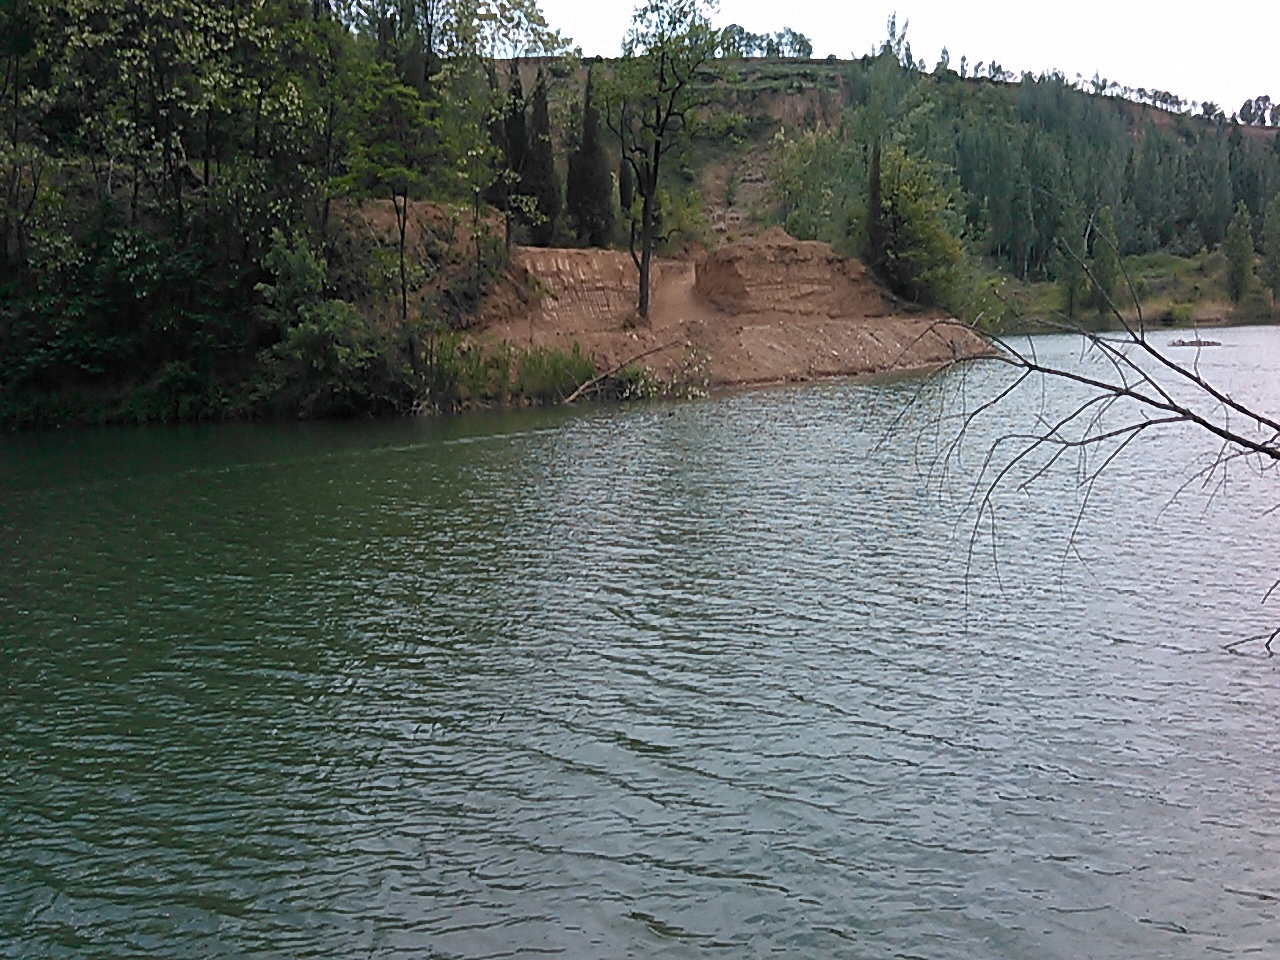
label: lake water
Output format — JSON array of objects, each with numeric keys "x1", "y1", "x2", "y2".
[{"x1": 4, "y1": 329, "x2": 1280, "y2": 959}]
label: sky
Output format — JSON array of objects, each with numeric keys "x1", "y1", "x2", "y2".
[{"x1": 537, "y1": 0, "x2": 1274, "y2": 117}]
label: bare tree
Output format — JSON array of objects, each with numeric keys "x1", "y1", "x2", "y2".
[{"x1": 900, "y1": 233, "x2": 1280, "y2": 654}]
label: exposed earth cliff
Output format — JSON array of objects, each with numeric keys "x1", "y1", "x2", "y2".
[{"x1": 481, "y1": 230, "x2": 991, "y2": 388}]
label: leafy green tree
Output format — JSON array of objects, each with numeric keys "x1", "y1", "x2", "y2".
[
  {"x1": 1262, "y1": 192, "x2": 1280, "y2": 312},
  {"x1": 1089, "y1": 205, "x2": 1120, "y2": 312},
  {"x1": 866, "y1": 139, "x2": 886, "y2": 274},
  {"x1": 566, "y1": 69, "x2": 614, "y2": 246},
  {"x1": 766, "y1": 126, "x2": 863, "y2": 244},
  {"x1": 719, "y1": 24, "x2": 758, "y2": 57},
  {"x1": 503, "y1": 60, "x2": 528, "y2": 187},
  {"x1": 1193, "y1": 134, "x2": 1234, "y2": 249},
  {"x1": 774, "y1": 28, "x2": 812, "y2": 59},
  {"x1": 1051, "y1": 202, "x2": 1088, "y2": 319},
  {"x1": 255, "y1": 229, "x2": 404, "y2": 417},
  {"x1": 523, "y1": 69, "x2": 560, "y2": 246},
  {"x1": 484, "y1": 58, "x2": 529, "y2": 246},
  {"x1": 846, "y1": 32, "x2": 921, "y2": 278},
  {"x1": 1225, "y1": 199, "x2": 1254, "y2": 303},
  {"x1": 339, "y1": 63, "x2": 436, "y2": 327},
  {"x1": 462, "y1": 1, "x2": 566, "y2": 247},
  {"x1": 869, "y1": 147, "x2": 963, "y2": 304},
  {"x1": 603, "y1": 0, "x2": 718, "y2": 318},
  {"x1": 482, "y1": 61, "x2": 510, "y2": 212}
]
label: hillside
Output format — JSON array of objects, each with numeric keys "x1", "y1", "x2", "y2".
[
  {"x1": 688, "y1": 57, "x2": 1280, "y2": 328},
  {"x1": 3, "y1": 0, "x2": 1278, "y2": 427}
]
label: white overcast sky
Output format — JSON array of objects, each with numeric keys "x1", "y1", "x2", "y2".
[{"x1": 539, "y1": 0, "x2": 1274, "y2": 114}]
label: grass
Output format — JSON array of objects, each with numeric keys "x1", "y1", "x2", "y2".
[
  {"x1": 426, "y1": 336, "x2": 598, "y2": 410},
  {"x1": 983, "y1": 249, "x2": 1278, "y2": 333},
  {"x1": 514, "y1": 343, "x2": 596, "y2": 403}
]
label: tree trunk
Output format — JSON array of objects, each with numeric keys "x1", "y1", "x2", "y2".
[
  {"x1": 867, "y1": 138, "x2": 884, "y2": 272},
  {"x1": 638, "y1": 190, "x2": 653, "y2": 318},
  {"x1": 395, "y1": 192, "x2": 408, "y2": 326},
  {"x1": 637, "y1": 140, "x2": 662, "y2": 320}
]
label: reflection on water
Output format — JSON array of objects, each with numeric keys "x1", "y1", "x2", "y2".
[{"x1": 3, "y1": 330, "x2": 1280, "y2": 959}]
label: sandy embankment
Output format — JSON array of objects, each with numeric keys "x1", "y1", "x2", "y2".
[{"x1": 480, "y1": 230, "x2": 992, "y2": 388}]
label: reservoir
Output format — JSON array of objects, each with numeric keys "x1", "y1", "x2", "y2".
[{"x1": 3, "y1": 330, "x2": 1280, "y2": 958}]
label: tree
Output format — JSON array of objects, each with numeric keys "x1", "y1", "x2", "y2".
[
  {"x1": 618, "y1": 151, "x2": 634, "y2": 213},
  {"x1": 866, "y1": 138, "x2": 885, "y2": 274},
  {"x1": 503, "y1": 59, "x2": 528, "y2": 167},
  {"x1": 496, "y1": 58, "x2": 529, "y2": 244},
  {"x1": 1052, "y1": 203, "x2": 1088, "y2": 319},
  {"x1": 1089, "y1": 205, "x2": 1120, "y2": 312},
  {"x1": 849, "y1": 28, "x2": 918, "y2": 280},
  {"x1": 869, "y1": 147, "x2": 964, "y2": 304},
  {"x1": 1193, "y1": 134, "x2": 1234, "y2": 248},
  {"x1": 1263, "y1": 192, "x2": 1280, "y2": 312},
  {"x1": 523, "y1": 68, "x2": 560, "y2": 246},
  {"x1": 774, "y1": 28, "x2": 812, "y2": 59},
  {"x1": 482, "y1": 62, "x2": 510, "y2": 211},
  {"x1": 603, "y1": 0, "x2": 718, "y2": 319},
  {"x1": 1225, "y1": 200, "x2": 1253, "y2": 303},
  {"x1": 340, "y1": 64, "x2": 436, "y2": 328},
  {"x1": 566, "y1": 68, "x2": 614, "y2": 246},
  {"x1": 719, "y1": 24, "x2": 758, "y2": 58},
  {"x1": 452, "y1": 0, "x2": 567, "y2": 248}
]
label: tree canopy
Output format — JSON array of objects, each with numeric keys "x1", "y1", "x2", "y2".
[{"x1": 603, "y1": 0, "x2": 719, "y2": 318}]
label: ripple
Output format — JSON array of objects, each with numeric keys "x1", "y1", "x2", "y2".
[{"x1": 5, "y1": 332, "x2": 1280, "y2": 958}]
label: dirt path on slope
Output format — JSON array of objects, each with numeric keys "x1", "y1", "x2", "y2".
[{"x1": 480, "y1": 231, "x2": 991, "y2": 389}]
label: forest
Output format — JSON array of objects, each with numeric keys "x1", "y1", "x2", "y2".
[
  {"x1": 2, "y1": 0, "x2": 1279, "y2": 427},
  {"x1": 769, "y1": 19, "x2": 1280, "y2": 322}
]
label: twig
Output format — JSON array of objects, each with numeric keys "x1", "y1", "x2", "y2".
[{"x1": 563, "y1": 338, "x2": 683, "y2": 404}]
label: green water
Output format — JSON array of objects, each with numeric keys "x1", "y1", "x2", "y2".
[{"x1": 4, "y1": 333, "x2": 1280, "y2": 959}]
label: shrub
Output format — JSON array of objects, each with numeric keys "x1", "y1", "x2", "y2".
[{"x1": 514, "y1": 344, "x2": 595, "y2": 403}]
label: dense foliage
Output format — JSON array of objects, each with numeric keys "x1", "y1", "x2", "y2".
[
  {"x1": 0, "y1": 0, "x2": 569, "y2": 425},
  {"x1": 5, "y1": 0, "x2": 1277, "y2": 426},
  {"x1": 565, "y1": 70, "x2": 613, "y2": 247},
  {"x1": 769, "y1": 32, "x2": 1280, "y2": 315}
]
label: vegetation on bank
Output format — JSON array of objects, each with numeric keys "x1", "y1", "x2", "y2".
[
  {"x1": 0, "y1": 0, "x2": 803, "y2": 427},
  {"x1": 763, "y1": 19, "x2": 1280, "y2": 328},
  {"x1": 4, "y1": 0, "x2": 1280, "y2": 427}
]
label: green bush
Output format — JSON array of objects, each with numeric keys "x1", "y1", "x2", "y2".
[
  {"x1": 870, "y1": 147, "x2": 966, "y2": 306},
  {"x1": 514, "y1": 343, "x2": 595, "y2": 403},
  {"x1": 253, "y1": 231, "x2": 416, "y2": 417}
]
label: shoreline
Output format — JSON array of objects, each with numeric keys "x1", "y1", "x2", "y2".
[{"x1": 480, "y1": 235, "x2": 995, "y2": 396}]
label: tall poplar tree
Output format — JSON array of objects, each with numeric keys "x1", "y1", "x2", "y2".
[
  {"x1": 523, "y1": 68, "x2": 560, "y2": 246},
  {"x1": 1052, "y1": 203, "x2": 1088, "y2": 319},
  {"x1": 1225, "y1": 200, "x2": 1254, "y2": 303},
  {"x1": 1090, "y1": 206, "x2": 1121, "y2": 312},
  {"x1": 1262, "y1": 192, "x2": 1280, "y2": 312},
  {"x1": 566, "y1": 69, "x2": 614, "y2": 246}
]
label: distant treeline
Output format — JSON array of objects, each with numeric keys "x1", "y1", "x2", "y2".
[{"x1": 769, "y1": 22, "x2": 1280, "y2": 311}]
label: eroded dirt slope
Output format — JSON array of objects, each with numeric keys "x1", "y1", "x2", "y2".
[{"x1": 481, "y1": 231, "x2": 991, "y2": 388}]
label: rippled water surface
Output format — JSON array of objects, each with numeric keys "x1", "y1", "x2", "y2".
[{"x1": 5, "y1": 330, "x2": 1280, "y2": 959}]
